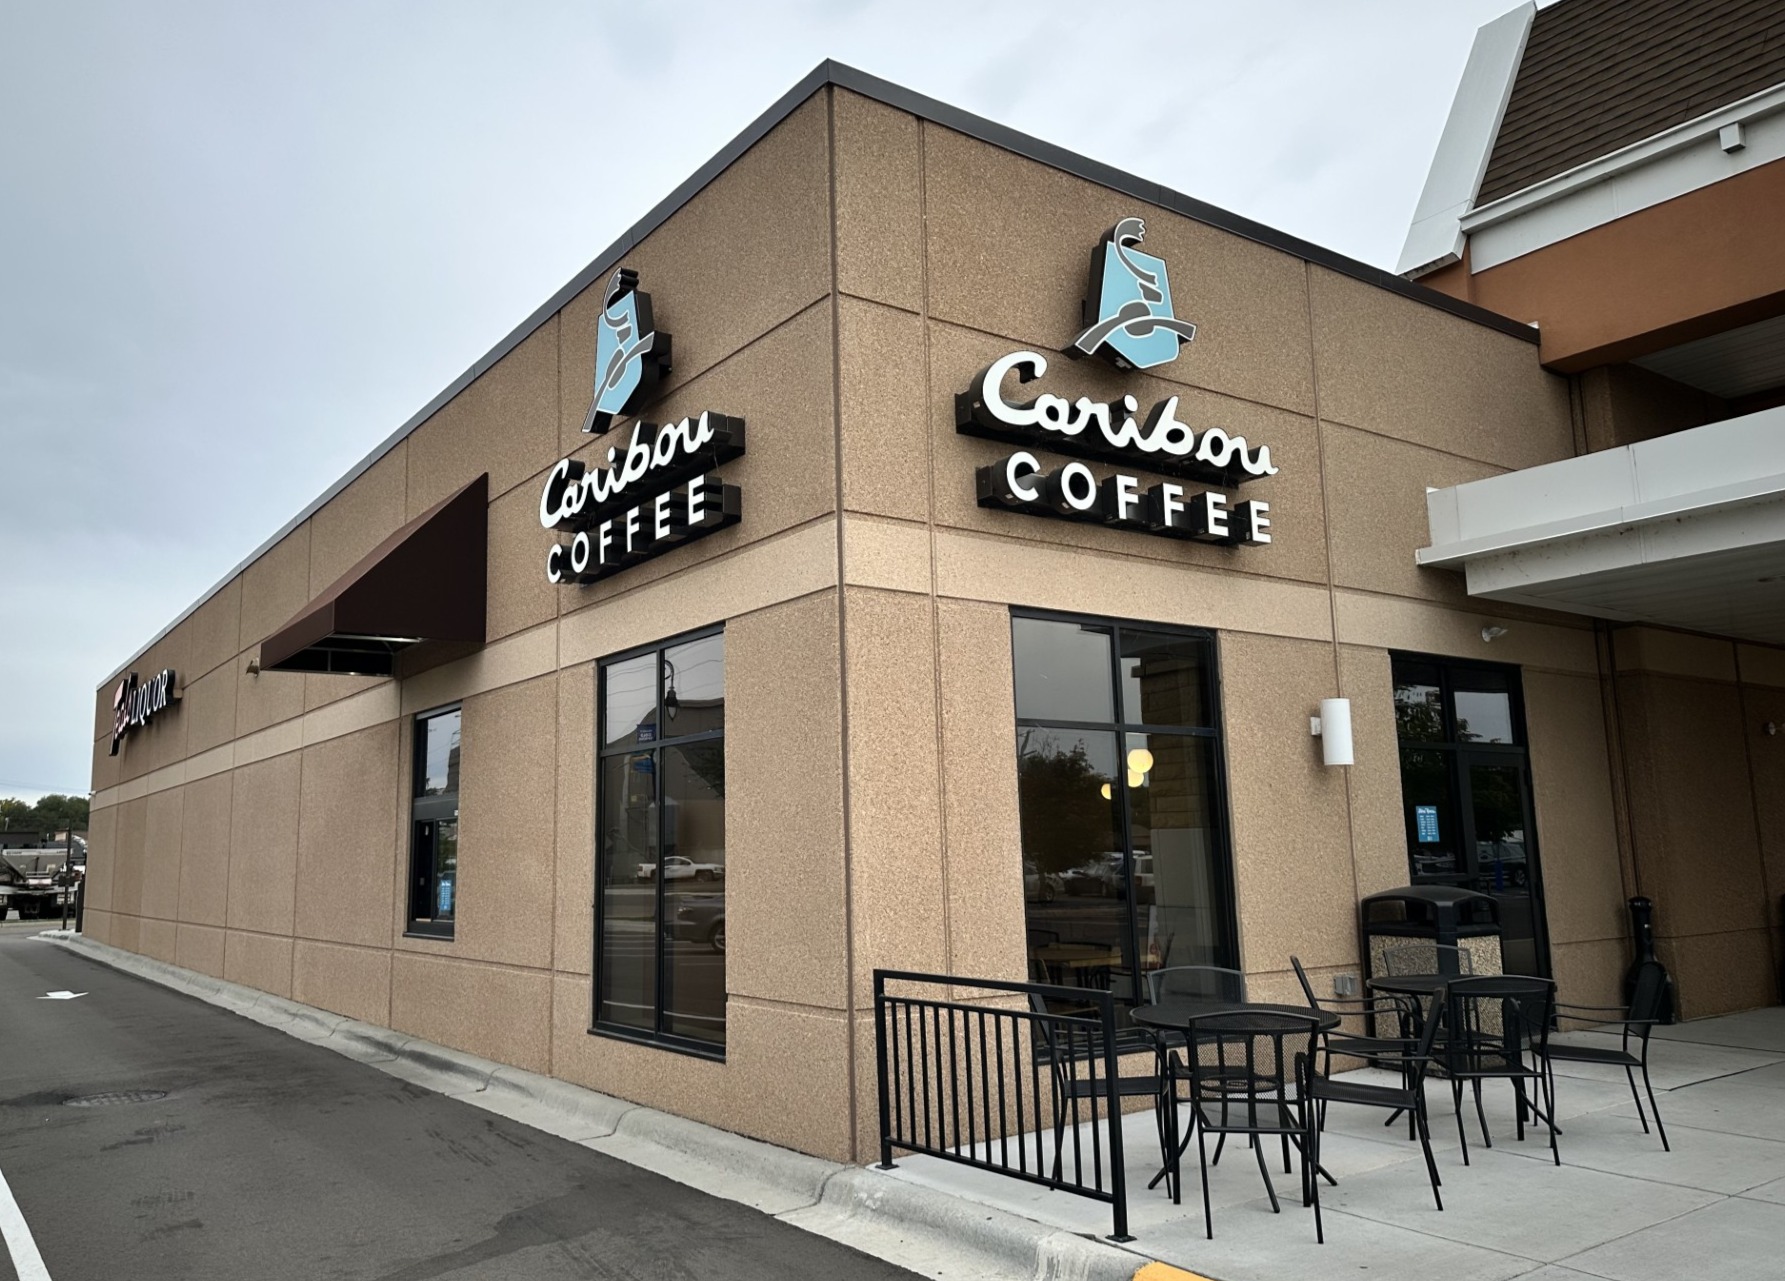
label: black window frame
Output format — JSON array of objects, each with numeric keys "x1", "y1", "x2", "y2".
[
  {"x1": 406, "y1": 702, "x2": 462, "y2": 940},
  {"x1": 1010, "y1": 607, "x2": 1242, "y2": 1009},
  {"x1": 593, "y1": 622, "x2": 727, "y2": 1060}
]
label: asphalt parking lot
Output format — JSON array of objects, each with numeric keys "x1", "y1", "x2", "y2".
[{"x1": 0, "y1": 933, "x2": 920, "y2": 1280}]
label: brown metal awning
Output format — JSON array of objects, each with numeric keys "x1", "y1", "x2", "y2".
[{"x1": 260, "y1": 474, "x2": 488, "y2": 676}]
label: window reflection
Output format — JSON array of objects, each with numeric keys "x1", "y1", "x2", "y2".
[
  {"x1": 1393, "y1": 667, "x2": 1444, "y2": 743},
  {"x1": 1124, "y1": 734, "x2": 1223, "y2": 972},
  {"x1": 1454, "y1": 690, "x2": 1515, "y2": 744},
  {"x1": 662, "y1": 743, "x2": 726, "y2": 1046},
  {"x1": 418, "y1": 709, "x2": 461, "y2": 797},
  {"x1": 1119, "y1": 631, "x2": 1211, "y2": 728},
  {"x1": 1012, "y1": 618, "x2": 1114, "y2": 723},
  {"x1": 597, "y1": 632, "x2": 727, "y2": 1052},
  {"x1": 1018, "y1": 726, "x2": 1125, "y2": 993},
  {"x1": 432, "y1": 818, "x2": 458, "y2": 920},
  {"x1": 409, "y1": 706, "x2": 462, "y2": 936},
  {"x1": 1400, "y1": 747, "x2": 1459, "y2": 877},
  {"x1": 603, "y1": 654, "x2": 657, "y2": 751},
  {"x1": 599, "y1": 752, "x2": 657, "y2": 1032},
  {"x1": 1012, "y1": 616, "x2": 1235, "y2": 1014}
]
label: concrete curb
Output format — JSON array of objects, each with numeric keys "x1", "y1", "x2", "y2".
[
  {"x1": 44, "y1": 932, "x2": 1156, "y2": 1281},
  {"x1": 786, "y1": 1170, "x2": 1142, "y2": 1281}
]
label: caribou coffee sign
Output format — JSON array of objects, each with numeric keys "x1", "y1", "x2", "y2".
[
  {"x1": 542, "y1": 268, "x2": 742, "y2": 585},
  {"x1": 960, "y1": 218, "x2": 1277, "y2": 547},
  {"x1": 110, "y1": 668, "x2": 178, "y2": 756}
]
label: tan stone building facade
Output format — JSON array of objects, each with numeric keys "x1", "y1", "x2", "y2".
[{"x1": 84, "y1": 65, "x2": 1780, "y2": 1165}]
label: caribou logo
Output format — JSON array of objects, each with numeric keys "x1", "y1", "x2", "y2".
[
  {"x1": 581, "y1": 267, "x2": 673, "y2": 434},
  {"x1": 1071, "y1": 217, "x2": 1197, "y2": 371}
]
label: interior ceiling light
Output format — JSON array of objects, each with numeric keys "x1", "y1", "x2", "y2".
[{"x1": 1126, "y1": 747, "x2": 1155, "y2": 774}]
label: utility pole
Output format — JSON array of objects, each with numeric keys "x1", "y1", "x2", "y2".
[{"x1": 60, "y1": 827, "x2": 72, "y2": 930}]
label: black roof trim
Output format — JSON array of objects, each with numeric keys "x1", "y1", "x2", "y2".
[{"x1": 104, "y1": 59, "x2": 1535, "y2": 687}]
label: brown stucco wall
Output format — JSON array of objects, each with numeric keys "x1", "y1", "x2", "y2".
[
  {"x1": 1607, "y1": 629, "x2": 1785, "y2": 1017},
  {"x1": 87, "y1": 82, "x2": 1698, "y2": 1165}
]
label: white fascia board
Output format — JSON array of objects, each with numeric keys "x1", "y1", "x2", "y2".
[
  {"x1": 1419, "y1": 405, "x2": 1785, "y2": 568},
  {"x1": 1396, "y1": 2, "x2": 1534, "y2": 278},
  {"x1": 1461, "y1": 81, "x2": 1785, "y2": 271}
]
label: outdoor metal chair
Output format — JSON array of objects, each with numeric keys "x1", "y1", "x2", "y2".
[
  {"x1": 1303, "y1": 987, "x2": 1450, "y2": 1238},
  {"x1": 1441, "y1": 975, "x2": 1559, "y2": 1165},
  {"x1": 1290, "y1": 955, "x2": 1418, "y2": 1073},
  {"x1": 1167, "y1": 1008, "x2": 1325, "y2": 1240},
  {"x1": 1026, "y1": 993, "x2": 1179, "y2": 1198},
  {"x1": 1540, "y1": 959, "x2": 1673, "y2": 1151},
  {"x1": 1382, "y1": 943, "x2": 1474, "y2": 976}
]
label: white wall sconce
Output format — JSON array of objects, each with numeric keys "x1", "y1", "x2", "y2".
[
  {"x1": 1310, "y1": 697, "x2": 1354, "y2": 767},
  {"x1": 1481, "y1": 625, "x2": 1508, "y2": 643}
]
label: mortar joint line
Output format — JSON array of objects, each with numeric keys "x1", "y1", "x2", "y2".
[
  {"x1": 824, "y1": 87, "x2": 862, "y2": 1163},
  {"x1": 1302, "y1": 263, "x2": 1362, "y2": 913}
]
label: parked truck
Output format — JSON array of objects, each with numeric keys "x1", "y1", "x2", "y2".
[{"x1": 0, "y1": 852, "x2": 81, "y2": 921}]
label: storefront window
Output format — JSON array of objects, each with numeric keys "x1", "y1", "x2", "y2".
[
  {"x1": 1012, "y1": 614, "x2": 1236, "y2": 1013},
  {"x1": 596, "y1": 629, "x2": 726, "y2": 1055},
  {"x1": 407, "y1": 706, "x2": 461, "y2": 938}
]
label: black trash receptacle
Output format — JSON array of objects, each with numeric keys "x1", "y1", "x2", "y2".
[{"x1": 1359, "y1": 885, "x2": 1502, "y2": 986}]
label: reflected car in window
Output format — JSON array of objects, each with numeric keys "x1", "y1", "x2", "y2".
[
  {"x1": 636, "y1": 855, "x2": 724, "y2": 882},
  {"x1": 1060, "y1": 852, "x2": 1125, "y2": 897},
  {"x1": 671, "y1": 894, "x2": 726, "y2": 952}
]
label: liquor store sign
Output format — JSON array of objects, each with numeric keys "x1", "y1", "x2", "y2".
[
  {"x1": 110, "y1": 669, "x2": 179, "y2": 756},
  {"x1": 540, "y1": 267, "x2": 742, "y2": 585},
  {"x1": 961, "y1": 218, "x2": 1278, "y2": 547}
]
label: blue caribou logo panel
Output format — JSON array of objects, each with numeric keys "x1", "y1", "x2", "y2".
[
  {"x1": 1070, "y1": 217, "x2": 1196, "y2": 371},
  {"x1": 581, "y1": 266, "x2": 673, "y2": 434}
]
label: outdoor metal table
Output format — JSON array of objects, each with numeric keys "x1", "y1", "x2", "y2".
[
  {"x1": 1130, "y1": 1001, "x2": 1341, "y2": 1193},
  {"x1": 1131, "y1": 1000, "x2": 1341, "y2": 1034},
  {"x1": 1368, "y1": 973, "x2": 1561, "y2": 1137}
]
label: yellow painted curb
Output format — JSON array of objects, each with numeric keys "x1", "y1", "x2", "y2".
[{"x1": 1133, "y1": 1263, "x2": 1214, "y2": 1281}]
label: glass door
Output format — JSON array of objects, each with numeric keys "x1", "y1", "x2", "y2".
[
  {"x1": 1393, "y1": 655, "x2": 1550, "y2": 978},
  {"x1": 1460, "y1": 755, "x2": 1543, "y2": 976}
]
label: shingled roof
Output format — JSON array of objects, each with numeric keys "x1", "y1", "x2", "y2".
[{"x1": 1478, "y1": 0, "x2": 1785, "y2": 205}]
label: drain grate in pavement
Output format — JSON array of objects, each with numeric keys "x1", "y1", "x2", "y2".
[{"x1": 62, "y1": 1090, "x2": 168, "y2": 1107}]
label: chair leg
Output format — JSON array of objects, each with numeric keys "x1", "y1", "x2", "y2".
[
  {"x1": 1251, "y1": 1131, "x2": 1280, "y2": 1214},
  {"x1": 1197, "y1": 1124, "x2": 1214, "y2": 1239},
  {"x1": 1415, "y1": 1102, "x2": 1444, "y2": 1211},
  {"x1": 1281, "y1": 1130, "x2": 1292, "y2": 1176},
  {"x1": 1152, "y1": 1089, "x2": 1175, "y2": 1200},
  {"x1": 1452, "y1": 1078, "x2": 1471, "y2": 1166},
  {"x1": 1472, "y1": 1078, "x2": 1492, "y2": 1148},
  {"x1": 1309, "y1": 1112, "x2": 1325, "y2": 1244},
  {"x1": 1512, "y1": 1078, "x2": 1528, "y2": 1143},
  {"x1": 1641, "y1": 1059, "x2": 1670, "y2": 1152},
  {"x1": 1543, "y1": 1067, "x2": 1560, "y2": 1166},
  {"x1": 1624, "y1": 1064, "x2": 1651, "y2": 1134}
]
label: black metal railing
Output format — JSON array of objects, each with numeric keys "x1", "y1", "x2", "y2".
[{"x1": 872, "y1": 969, "x2": 1131, "y2": 1241}]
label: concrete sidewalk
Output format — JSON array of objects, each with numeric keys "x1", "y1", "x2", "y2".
[
  {"x1": 887, "y1": 1007, "x2": 1785, "y2": 1280},
  {"x1": 47, "y1": 930, "x2": 1785, "y2": 1281}
]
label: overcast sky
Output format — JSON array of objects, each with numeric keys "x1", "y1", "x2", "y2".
[{"x1": 0, "y1": 0, "x2": 1522, "y2": 800}]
